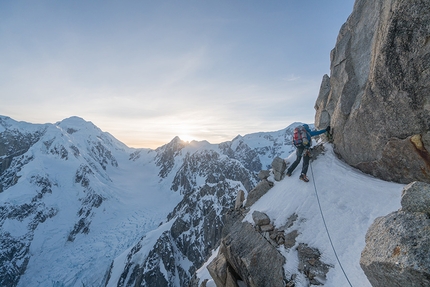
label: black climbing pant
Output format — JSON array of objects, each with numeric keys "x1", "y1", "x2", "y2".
[{"x1": 287, "y1": 146, "x2": 310, "y2": 175}]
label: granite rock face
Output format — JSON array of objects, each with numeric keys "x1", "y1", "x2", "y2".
[
  {"x1": 315, "y1": 0, "x2": 430, "y2": 183},
  {"x1": 360, "y1": 181, "x2": 430, "y2": 287}
]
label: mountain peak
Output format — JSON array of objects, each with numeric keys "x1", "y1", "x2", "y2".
[
  {"x1": 56, "y1": 116, "x2": 101, "y2": 135},
  {"x1": 172, "y1": 135, "x2": 182, "y2": 142},
  {"x1": 57, "y1": 116, "x2": 94, "y2": 127},
  {"x1": 0, "y1": 115, "x2": 45, "y2": 134}
]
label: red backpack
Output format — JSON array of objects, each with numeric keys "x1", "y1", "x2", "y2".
[{"x1": 293, "y1": 126, "x2": 309, "y2": 147}]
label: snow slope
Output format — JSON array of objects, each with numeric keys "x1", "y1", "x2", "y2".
[{"x1": 197, "y1": 143, "x2": 404, "y2": 287}]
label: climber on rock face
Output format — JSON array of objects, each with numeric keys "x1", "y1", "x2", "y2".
[{"x1": 286, "y1": 124, "x2": 330, "y2": 182}]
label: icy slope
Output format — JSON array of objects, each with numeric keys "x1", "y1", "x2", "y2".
[{"x1": 198, "y1": 144, "x2": 404, "y2": 287}]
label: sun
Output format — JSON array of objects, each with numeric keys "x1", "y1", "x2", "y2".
[
  {"x1": 177, "y1": 125, "x2": 195, "y2": 142},
  {"x1": 179, "y1": 134, "x2": 194, "y2": 142}
]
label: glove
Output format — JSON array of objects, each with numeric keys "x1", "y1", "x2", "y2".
[{"x1": 326, "y1": 126, "x2": 331, "y2": 132}]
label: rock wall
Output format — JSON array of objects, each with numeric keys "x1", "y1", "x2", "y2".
[
  {"x1": 360, "y1": 181, "x2": 430, "y2": 286},
  {"x1": 315, "y1": 0, "x2": 430, "y2": 183}
]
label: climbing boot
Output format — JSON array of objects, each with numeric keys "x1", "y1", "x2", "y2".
[
  {"x1": 299, "y1": 173, "x2": 309, "y2": 182},
  {"x1": 286, "y1": 171, "x2": 292, "y2": 177}
]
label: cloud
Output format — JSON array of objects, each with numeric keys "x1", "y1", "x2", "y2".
[{"x1": 284, "y1": 74, "x2": 301, "y2": 82}]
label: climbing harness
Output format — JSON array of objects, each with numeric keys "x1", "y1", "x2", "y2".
[{"x1": 309, "y1": 161, "x2": 354, "y2": 287}]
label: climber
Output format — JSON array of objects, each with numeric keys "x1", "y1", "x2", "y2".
[{"x1": 286, "y1": 124, "x2": 330, "y2": 182}]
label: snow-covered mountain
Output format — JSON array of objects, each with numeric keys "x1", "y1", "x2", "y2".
[{"x1": 0, "y1": 115, "x2": 300, "y2": 287}]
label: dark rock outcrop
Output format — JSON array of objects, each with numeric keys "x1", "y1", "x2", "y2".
[
  {"x1": 207, "y1": 210, "x2": 286, "y2": 287},
  {"x1": 315, "y1": 0, "x2": 430, "y2": 183},
  {"x1": 206, "y1": 208, "x2": 332, "y2": 287},
  {"x1": 297, "y1": 244, "x2": 332, "y2": 286},
  {"x1": 360, "y1": 181, "x2": 430, "y2": 286}
]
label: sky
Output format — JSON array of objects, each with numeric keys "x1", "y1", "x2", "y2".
[{"x1": 0, "y1": 0, "x2": 355, "y2": 148}]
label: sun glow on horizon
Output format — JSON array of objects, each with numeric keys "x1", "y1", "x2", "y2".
[
  {"x1": 178, "y1": 134, "x2": 195, "y2": 143},
  {"x1": 177, "y1": 125, "x2": 196, "y2": 143}
]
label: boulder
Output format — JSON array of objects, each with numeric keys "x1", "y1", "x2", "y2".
[
  {"x1": 213, "y1": 219, "x2": 286, "y2": 287},
  {"x1": 207, "y1": 252, "x2": 239, "y2": 287},
  {"x1": 315, "y1": 0, "x2": 430, "y2": 183},
  {"x1": 360, "y1": 211, "x2": 430, "y2": 287},
  {"x1": 401, "y1": 181, "x2": 430, "y2": 214},
  {"x1": 257, "y1": 170, "x2": 270, "y2": 180},
  {"x1": 260, "y1": 224, "x2": 274, "y2": 233},
  {"x1": 271, "y1": 157, "x2": 287, "y2": 181},
  {"x1": 251, "y1": 211, "x2": 270, "y2": 226},
  {"x1": 234, "y1": 190, "x2": 245, "y2": 210},
  {"x1": 361, "y1": 181, "x2": 430, "y2": 286},
  {"x1": 245, "y1": 179, "x2": 273, "y2": 208}
]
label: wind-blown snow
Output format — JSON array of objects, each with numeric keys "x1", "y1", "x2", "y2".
[{"x1": 198, "y1": 144, "x2": 403, "y2": 287}]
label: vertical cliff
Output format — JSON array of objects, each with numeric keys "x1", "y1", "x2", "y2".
[{"x1": 315, "y1": 0, "x2": 430, "y2": 183}]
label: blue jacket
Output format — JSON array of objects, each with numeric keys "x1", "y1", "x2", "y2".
[{"x1": 303, "y1": 124, "x2": 326, "y2": 147}]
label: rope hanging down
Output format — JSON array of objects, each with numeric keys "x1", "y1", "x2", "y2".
[{"x1": 309, "y1": 161, "x2": 354, "y2": 287}]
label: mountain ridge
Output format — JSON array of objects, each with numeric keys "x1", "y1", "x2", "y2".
[{"x1": 0, "y1": 114, "x2": 302, "y2": 287}]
